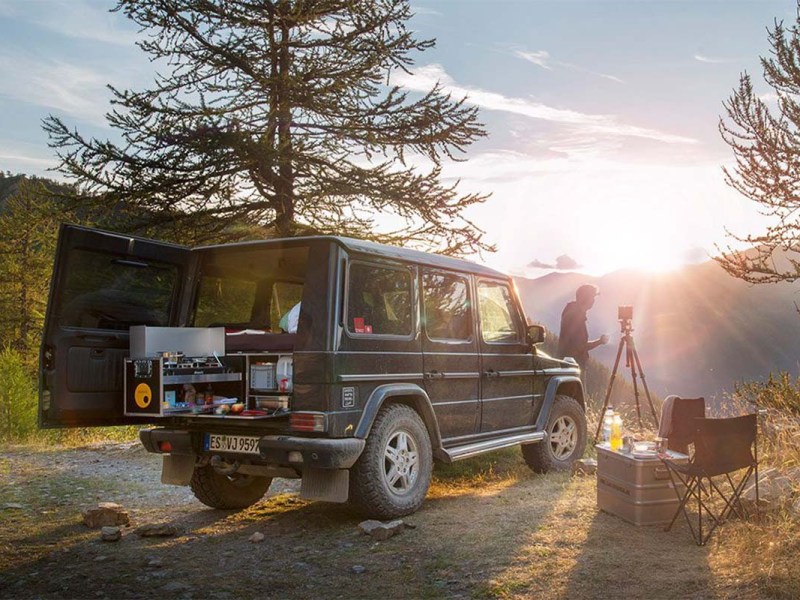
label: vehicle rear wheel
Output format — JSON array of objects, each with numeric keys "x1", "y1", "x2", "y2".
[
  {"x1": 349, "y1": 403, "x2": 433, "y2": 519},
  {"x1": 190, "y1": 464, "x2": 272, "y2": 509},
  {"x1": 522, "y1": 395, "x2": 586, "y2": 473}
]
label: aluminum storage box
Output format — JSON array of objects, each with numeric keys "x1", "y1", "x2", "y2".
[{"x1": 596, "y1": 443, "x2": 688, "y2": 526}]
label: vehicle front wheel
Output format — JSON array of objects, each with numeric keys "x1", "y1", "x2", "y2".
[
  {"x1": 349, "y1": 404, "x2": 433, "y2": 519},
  {"x1": 190, "y1": 464, "x2": 272, "y2": 509},
  {"x1": 522, "y1": 395, "x2": 586, "y2": 473}
]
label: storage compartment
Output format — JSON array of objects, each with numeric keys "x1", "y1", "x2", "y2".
[
  {"x1": 123, "y1": 327, "x2": 293, "y2": 420},
  {"x1": 596, "y1": 444, "x2": 688, "y2": 526}
]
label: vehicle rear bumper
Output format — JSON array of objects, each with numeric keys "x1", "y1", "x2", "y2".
[
  {"x1": 139, "y1": 429, "x2": 365, "y2": 469},
  {"x1": 258, "y1": 435, "x2": 365, "y2": 469}
]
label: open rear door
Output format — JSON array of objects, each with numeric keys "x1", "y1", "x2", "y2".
[{"x1": 40, "y1": 225, "x2": 194, "y2": 427}]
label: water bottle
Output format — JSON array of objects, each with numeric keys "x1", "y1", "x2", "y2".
[
  {"x1": 610, "y1": 413, "x2": 623, "y2": 451},
  {"x1": 602, "y1": 408, "x2": 614, "y2": 443}
]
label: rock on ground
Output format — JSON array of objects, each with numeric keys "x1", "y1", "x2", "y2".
[
  {"x1": 572, "y1": 458, "x2": 598, "y2": 476},
  {"x1": 249, "y1": 532, "x2": 265, "y2": 543},
  {"x1": 740, "y1": 467, "x2": 797, "y2": 514},
  {"x1": 134, "y1": 523, "x2": 180, "y2": 537},
  {"x1": 358, "y1": 519, "x2": 410, "y2": 541},
  {"x1": 82, "y1": 502, "x2": 130, "y2": 529},
  {"x1": 100, "y1": 526, "x2": 121, "y2": 542}
]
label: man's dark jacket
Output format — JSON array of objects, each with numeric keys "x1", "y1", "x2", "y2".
[{"x1": 557, "y1": 301, "x2": 589, "y2": 365}]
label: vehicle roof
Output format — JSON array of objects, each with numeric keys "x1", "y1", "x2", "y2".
[{"x1": 197, "y1": 235, "x2": 507, "y2": 278}]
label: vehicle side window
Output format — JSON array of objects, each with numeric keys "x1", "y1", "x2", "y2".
[
  {"x1": 477, "y1": 281, "x2": 522, "y2": 343},
  {"x1": 347, "y1": 263, "x2": 412, "y2": 336},
  {"x1": 194, "y1": 276, "x2": 257, "y2": 327},
  {"x1": 58, "y1": 249, "x2": 178, "y2": 330},
  {"x1": 423, "y1": 271, "x2": 471, "y2": 341}
]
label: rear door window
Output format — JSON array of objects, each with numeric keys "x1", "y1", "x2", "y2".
[
  {"x1": 423, "y1": 271, "x2": 472, "y2": 341},
  {"x1": 194, "y1": 276, "x2": 258, "y2": 327},
  {"x1": 57, "y1": 249, "x2": 179, "y2": 330},
  {"x1": 347, "y1": 263, "x2": 413, "y2": 336}
]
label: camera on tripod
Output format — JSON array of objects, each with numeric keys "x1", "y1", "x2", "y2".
[{"x1": 618, "y1": 305, "x2": 634, "y2": 333}]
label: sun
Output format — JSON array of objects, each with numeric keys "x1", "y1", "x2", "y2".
[{"x1": 588, "y1": 229, "x2": 690, "y2": 274}]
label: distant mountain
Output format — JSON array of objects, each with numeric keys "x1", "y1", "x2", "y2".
[{"x1": 516, "y1": 260, "x2": 800, "y2": 400}]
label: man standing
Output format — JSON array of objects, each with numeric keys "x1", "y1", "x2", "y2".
[{"x1": 558, "y1": 284, "x2": 609, "y2": 373}]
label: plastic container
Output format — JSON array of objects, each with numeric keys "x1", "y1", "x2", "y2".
[
  {"x1": 276, "y1": 356, "x2": 293, "y2": 393},
  {"x1": 610, "y1": 414, "x2": 623, "y2": 451},
  {"x1": 602, "y1": 408, "x2": 614, "y2": 443},
  {"x1": 251, "y1": 363, "x2": 276, "y2": 391}
]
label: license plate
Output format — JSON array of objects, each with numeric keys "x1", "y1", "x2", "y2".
[{"x1": 204, "y1": 433, "x2": 261, "y2": 455}]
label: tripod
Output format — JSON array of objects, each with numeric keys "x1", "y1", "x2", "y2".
[{"x1": 593, "y1": 317, "x2": 660, "y2": 442}]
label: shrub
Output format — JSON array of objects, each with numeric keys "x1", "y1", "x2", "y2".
[{"x1": 0, "y1": 346, "x2": 38, "y2": 442}]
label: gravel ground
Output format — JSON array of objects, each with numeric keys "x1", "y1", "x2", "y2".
[{"x1": 0, "y1": 442, "x2": 773, "y2": 599}]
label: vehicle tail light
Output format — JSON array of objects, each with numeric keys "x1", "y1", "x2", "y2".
[
  {"x1": 157, "y1": 441, "x2": 172, "y2": 453},
  {"x1": 290, "y1": 412, "x2": 326, "y2": 432}
]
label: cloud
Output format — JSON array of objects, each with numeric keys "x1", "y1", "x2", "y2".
[
  {"x1": 527, "y1": 254, "x2": 583, "y2": 271},
  {"x1": 513, "y1": 47, "x2": 623, "y2": 83},
  {"x1": 555, "y1": 254, "x2": 583, "y2": 270},
  {"x1": 6, "y1": 0, "x2": 139, "y2": 46},
  {"x1": 683, "y1": 246, "x2": 709, "y2": 264},
  {"x1": 759, "y1": 92, "x2": 780, "y2": 103},
  {"x1": 0, "y1": 53, "x2": 112, "y2": 126},
  {"x1": 393, "y1": 64, "x2": 697, "y2": 144},
  {"x1": 514, "y1": 50, "x2": 552, "y2": 70},
  {"x1": 694, "y1": 54, "x2": 731, "y2": 64},
  {"x1": 412, "y1": 6, "x2": 442, "y2": 17}
]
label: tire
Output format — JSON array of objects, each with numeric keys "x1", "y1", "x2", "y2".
[
  {"x1": 190, "y1": 464, "x2": 272, "y2": 509},
  {"x1": 522, "y1": 395, "x2": 587, "y2": 474},
  {"x1": 349, "y1": 403, "x2": 433, "y2": 519}
]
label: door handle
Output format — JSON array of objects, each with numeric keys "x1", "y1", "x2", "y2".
[
  {"x1": 483, "y1": 369, "x2": 500, "y2": 378},
  {"x1": 424, "y1": 370, "x2": 445, "y2": 380}
]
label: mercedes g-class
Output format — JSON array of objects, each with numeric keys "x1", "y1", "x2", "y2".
[{"x1": 40, "y1": 225, "x2": 587, "y2": 518}]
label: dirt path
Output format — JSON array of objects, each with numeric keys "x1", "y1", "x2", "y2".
[{"x1": 0, "y1": 443, "x2": 770, "y2": 599}]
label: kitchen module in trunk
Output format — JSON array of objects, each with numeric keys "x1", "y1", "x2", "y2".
[{"x1": 40, "y1": 225, "x2": 588, "y2": 518}]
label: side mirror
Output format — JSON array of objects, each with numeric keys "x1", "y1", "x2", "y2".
[{"x1": 527, "y1": 324, "x2": 545, "y2": 346}]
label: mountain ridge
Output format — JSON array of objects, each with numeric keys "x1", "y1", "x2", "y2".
[{"x1": 515, "y1": 259, "x2": 800, "y2": 400}]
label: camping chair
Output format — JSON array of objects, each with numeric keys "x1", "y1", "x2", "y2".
[
  {"x1": 661, "y1": 414, "x2": 759, "y2": 546},
  {"x1": 658, "y1": 396, "x2": 706, "y2": 454}
]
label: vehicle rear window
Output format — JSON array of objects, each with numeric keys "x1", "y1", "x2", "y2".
[
  {"x1": 194, "y1": 276, "x2": 258, "y2": 327},
  {"x1": 423, "y1": 272, "x2": 471, "y2": 341},
  {"x1": 57, "y1": 249, "x2": 179, "y2": 330},
  {"x1": 347, "y1": 263, "x2": 413, "y2": 336}
]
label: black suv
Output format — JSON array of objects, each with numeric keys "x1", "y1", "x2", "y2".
[{"x1": 40, "y1": 225, "x2": 587, "y2": 518}]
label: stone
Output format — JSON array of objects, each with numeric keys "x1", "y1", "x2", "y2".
[
  {"x1": 351, "y1": 565, "x2": 366, "y2": 575},
  {"x1": 2, "y1": 503, "x2": 24, "y2": 510},
  {"x1": 100, "y1": 526, "x2": 121, "y2": 542},
  {"x1": 571, "y1": 458, "x2": 597, "y2": 476},
  {"x1": 146, "y1": 557, "x2": 163, "y2": 569},
  {"x1": 94, "y1": 555, "x2": 115, "y2": 563},
  {"x1": 135, "y1": 523, "x2": 179, "y2": 538},
  {"x1": 248, "y1": 532, "x2": 265, "y2": 543},
  {"x1": 358, "y1": 519, "x2": 408, "y2": 541},
  {"x1": 740, "y1": 469, "x2": 796, "y2": 515},
  {"x1": 83, "y1": 503, "x2": 130, "y2": 529}
]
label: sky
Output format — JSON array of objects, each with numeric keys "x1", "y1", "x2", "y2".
[{"x1": 0, "y1": 0, "x2": 796, "y2": 276}]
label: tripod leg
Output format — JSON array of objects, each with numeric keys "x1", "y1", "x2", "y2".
[
  {"x1": 627, "y1": 337, "x2": 643, "y2": 428},
  {"x1": 593, "y1": 337, "x2": 625, "y2": 442},
  {"x1": 632, "y1": 346, "x2": 660, "y2": 430}
]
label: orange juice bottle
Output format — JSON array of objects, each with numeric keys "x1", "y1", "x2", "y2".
[{"x1": 610, "y1": 413, "x2": 623, "y2": 451}]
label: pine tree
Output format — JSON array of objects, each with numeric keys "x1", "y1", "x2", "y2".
[
  {"x1": 0, "y1": 178, "x2": 70, "y2": 359},
  {"x1": 44, "y1": 0, "x2": 490, "y2": 254},
  {"x1": 719, "y1": 12, "x2": 800, "y2": 283}
]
